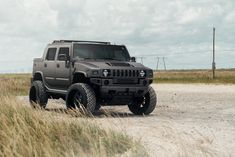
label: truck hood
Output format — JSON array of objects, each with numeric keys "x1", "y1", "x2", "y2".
[{"x1": 74, "y1": 60, "x2": 149, "y2": 70}]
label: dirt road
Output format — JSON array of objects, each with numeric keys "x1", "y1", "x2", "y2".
[{"x1": 19, "y1": 84, "x2": 235, "y2": 157}]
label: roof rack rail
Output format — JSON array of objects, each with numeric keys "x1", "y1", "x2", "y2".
[{"x1": 52, "y1": 40, "x2": 111, "y2": 45}]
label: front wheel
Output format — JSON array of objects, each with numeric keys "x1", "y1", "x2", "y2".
[
  {"x1": 66, "y1": 83, "x2": 96, "y2": 113},
  {"x1": 128, "y1": 86, "x2": 157, "y2": 115}
]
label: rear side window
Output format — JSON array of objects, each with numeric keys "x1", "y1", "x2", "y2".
[
  {"x1": 46, "y1": 48, "x2": 57, "y2": 60},
  {"x1": 58, "y1": 47, "x2": 70, "y2": 61}
]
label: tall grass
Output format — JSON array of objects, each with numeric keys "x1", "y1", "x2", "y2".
[
  {"x1": 0, "y1": 96, "x2": 145, "y2": 157},
  {"x1": 0, "y1": 74, "x2": 146, "y2": 157}
]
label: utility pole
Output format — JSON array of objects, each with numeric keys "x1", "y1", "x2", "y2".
[
  {"x1": 212, "y1": 27, "x2": 216, "y2": 79},
  {"x1": 163, "y1": 57, "x2": 167, "y2": 71}
]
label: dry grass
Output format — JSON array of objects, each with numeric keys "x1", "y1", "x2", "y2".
[
  {"x1": 0, "y1": 74, "x2": 30, "y2": 95},
  {"x1": 154, "y1": 69, "x2": 235, "y2": 84},
  {"x1": 0, "y1": 74, "x2": 146, "y2": 157}
]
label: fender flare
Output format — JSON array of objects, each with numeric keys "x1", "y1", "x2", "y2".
[
  {"x1": 33, "y1": 71, "x2": 45, "y2": 83},
  {"x1": 72, "y1": 71, "x2": 88, "y2": 83}
]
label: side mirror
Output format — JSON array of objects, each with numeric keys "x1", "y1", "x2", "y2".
[
  {"x1": 130, "y1": 57, "x2": 136, "y2": 62},
  {"x1": 71, "y1": 57, "x2": 78, "y2": 67},
  {"x1": 58, "y1": 54, "x2": 67, "y2": 61}
]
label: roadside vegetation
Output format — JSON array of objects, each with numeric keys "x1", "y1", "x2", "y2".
[
  {"x1": 0, "y1": 74, "x2": 146, "y2": 157},
  {"x1": 154, "y1": 69, "x2": 235, "y2": 84}
]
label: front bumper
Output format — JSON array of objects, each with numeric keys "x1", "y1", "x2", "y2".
[
  {"x1": 100, "y1": 85, "x2": 148, "y2": 97},
  {"x1": 90, "y1": 77, "x2": 151, "y2": 97},
  {"x1": 90, "y1": 78, "x2": 152, "y2": 86},
  {"x1": 90, "y1": 77, "x2": 152, "y2": 105}
]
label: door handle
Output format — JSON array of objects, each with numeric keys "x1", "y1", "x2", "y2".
[
  {"x1": 57, "y1": 64, "x2": 60, "y2": 68},
  {"x1": 44, "y1": 63, "x2": 47, "y2": 67}
]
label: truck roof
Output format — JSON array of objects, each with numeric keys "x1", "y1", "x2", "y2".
[{"x1": 51, "y1": 40, "x2": 111, "y2": 45}]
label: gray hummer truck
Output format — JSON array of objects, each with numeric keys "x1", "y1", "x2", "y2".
[{"x1": 29, "y1": 40, "x2": 157, "y2": 115}]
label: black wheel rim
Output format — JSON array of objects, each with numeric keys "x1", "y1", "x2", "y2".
[
  {"x1": 136, "y1": 93, "x2": 150, "y2": 110},
  {"x1": 140, "y1": 97, "x2": 146, "y2": 108},
  {"x1": 73, "y1": 91, "x2": 87, "y2": 109}
]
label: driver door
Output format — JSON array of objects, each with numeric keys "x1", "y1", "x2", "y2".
[
  {"x1": 43, "y1": 47, "x2": 57, "y2": 87},
  {"x1": 54, "y1": 47, "x2": 71, "y2": 89}
]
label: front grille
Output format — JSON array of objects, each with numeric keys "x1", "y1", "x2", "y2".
[{"x1": 111, "y1": 69, "x2": 140, "y2": 77}]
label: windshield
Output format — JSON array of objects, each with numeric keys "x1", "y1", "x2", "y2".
[{"x1": 73, "y1": 44, "x2": 130, "y2": 61}]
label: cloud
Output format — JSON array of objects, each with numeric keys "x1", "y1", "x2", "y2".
[{"x1": 0, "y1": 0, "x2": 235, "y2": 72}]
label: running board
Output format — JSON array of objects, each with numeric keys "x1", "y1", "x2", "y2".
[{"x1": 45, "y1": 86, "x2": 67, "y2": 95}]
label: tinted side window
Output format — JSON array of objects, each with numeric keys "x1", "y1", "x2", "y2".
[
  {"x1": 58, "y1": 47, "x2": 69, "y2": 61},
  {"x1": 46, "y1": 48, "x2": 57, "y2": 60}
]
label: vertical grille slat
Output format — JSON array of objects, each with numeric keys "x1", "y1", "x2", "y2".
[
  {"x1": 110, "y1": 69, "x2": 140, "y2": 78},
  {"x1": 121, "y1": 70, "x2": 124, "y2": 77}
]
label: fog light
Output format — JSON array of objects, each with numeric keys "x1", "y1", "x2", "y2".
[
  {"x1": 104, "y1": 80, "x2": 109, "y2": 85},
  {"x1": 138, "y1": 90, "x2": 144, "y2": 94}
]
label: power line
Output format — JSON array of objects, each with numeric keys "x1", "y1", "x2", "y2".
[
  {"x1": 134, "y1": 50, "x2": 212, "y2": 57},
  {"x1": 136, "y1": 56, "x2": 146, "y2": 64},
  {"x1": 134, "y1": 49, "x2": 235, "y2": 57},
  {"x1": 155, "y1": 57, "x2": 167, "y2": 71}
]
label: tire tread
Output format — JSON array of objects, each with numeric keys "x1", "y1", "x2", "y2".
[{"x1": 66, "y1": 83, "x2": 96, "y2": 113}]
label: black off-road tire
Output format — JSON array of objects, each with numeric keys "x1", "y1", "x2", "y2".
[
  {"x1": 128, "y1": 86, "x2": 157, "y2": 115},
  {"x1": 66, "y1": 83, "x2": 96, "y2": 113},
  {"x1": 29, "y1": 81, "x2": 48, "y2": 109}
]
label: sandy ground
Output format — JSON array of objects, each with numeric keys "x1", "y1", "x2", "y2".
[{"x1": 19, "y1": 84, "x2": 235, "y2": 157}]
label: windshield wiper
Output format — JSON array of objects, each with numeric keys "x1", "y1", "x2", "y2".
[
  {"x1": 81, "y1": 57, "x2": 93, "y2": 60},
  {"x1": 103, "y1": 58, "x2": 122, "y2": 61}
]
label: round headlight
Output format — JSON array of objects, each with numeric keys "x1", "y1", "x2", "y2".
[
  {"x1": 140, "y1": 70, "x2": 145, "y2": 77},
  {"x1": 103, "y1": 70, "x2": 109, "y2": 77}
]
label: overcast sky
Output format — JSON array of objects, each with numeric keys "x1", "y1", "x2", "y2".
[{"x1": 0, "y1": 0, "x2": 235, "y2": 73}]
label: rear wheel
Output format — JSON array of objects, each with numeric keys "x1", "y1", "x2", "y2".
[
  {"x1": 29, "y1": 81, "x2": 48, "y2": 109},
  {"x1": 66, "y1": 83, "x2": 96, "y2": 113},
  {"x1": 128, "y1": 86, "x2": 157, "y2": 115}
]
